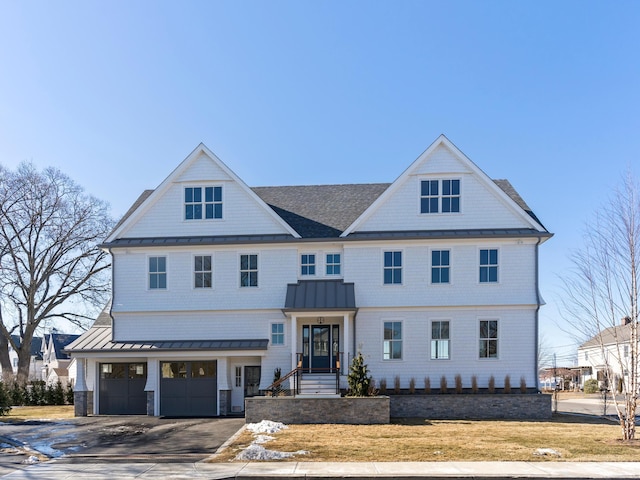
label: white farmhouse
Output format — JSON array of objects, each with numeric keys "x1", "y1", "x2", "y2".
[
  {"x1": 577, "y1": 317, "x2": 639, "y2": 392},
  {"x1": 67, "y1": 135, "x2": 552, "y2": 416}
]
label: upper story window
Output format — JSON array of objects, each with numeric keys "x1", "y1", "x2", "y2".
[
  {"x1": 420, "y1": 179, "x2": 460, "y2": 214},
  {"x1": 431, "y1": 250, "x2": 450, "y2": 284},
  {"x1": 383, "y1": 251, "x2": 402, "y2": 285},
  {"x1": 431, "y1": 320, "x2": 450, "y2": 360},
  {"x1": 479, "y1": 320, "x2": 498, "y2": 358},
  {"x1": 326, "y1": 253, "x2": 341, "y2": 275},
  {"x1": 479, "y1": 249, "x2": 498, "y2": 283},
  {"x1": 185, "y1": 186, "x2": 222, "y2": 220},
  {"x1": 240, "y1": 254, "x2": 258, "y2": 287},
  {"x1": 271, "y1": 323, "x2": 285, "y2": 345},
  {"x1": 383, "y1": 321, "x2": 402, "y2": 360},
  {"x1": 301, "y1": 254, "x2": 316, "y2": 276},
  {"x1": 149, "y1": 256, "x2": 167, "y2": 289},
  {"x1": 194, "y1": 255, "x2": 212, "y2": 288}
]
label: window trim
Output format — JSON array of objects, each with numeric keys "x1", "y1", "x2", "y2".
[
  {"x1": 383, "y1": 250, "x2": 403, "y2": 285},
  {"x1": 184, "y1": 185, "x2": 224, "y2": 221},
  {"x1": 148, "y1": 255, "x2": 168, "y2": 290},
  {"x1": 382, "y1": 320, "x2": 403, "y2": 361},
  {"x1": 193, "y1": 254, "x2": 213, "y2": 289},
  {"x1": 270, "y1": 322, "x2": 285, "y2": 346},
  {"x1": 300, "y1": 253, "x2": 317, "y2": 277},
  {"x1": 478, "y1": 319, "x2": 499, "y2": 359},
  {"x1": 325, "y1": 253, "x2": 342, "y2": 276},
  {"x1": 419, "y1": 178, "x2": 462, "y2": 215},
  {"x1": 479, "y1": 247, "x2": 499, "y2": 284},
  {"x1": 430, "y1": 319, "x2": 451, "y2": 360},
  {"x1": 430, "y1": 249, "x2": 451, "y2": 285},
  {"x1": 239, "y1": 253, "x2": 259, "y2": 288}
]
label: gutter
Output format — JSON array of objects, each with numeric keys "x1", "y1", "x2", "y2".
[{"x1": 534, "y1": 237, "x2": 542, "y2": 392}]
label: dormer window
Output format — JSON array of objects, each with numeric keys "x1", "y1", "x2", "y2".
[
  {"x1": 420, "y1": 179, "x2": 460, "y2": 214},
  {"x1": 185, "y1": 186, "x2": 222, "y2": 220}
]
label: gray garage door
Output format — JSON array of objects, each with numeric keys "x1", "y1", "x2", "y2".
[
  {"x1": 99, "y1": 362, "x2": 147, "y2": 414},
  {"x1": 160, "y1": 361, "x2": 217, "y2": 417}
]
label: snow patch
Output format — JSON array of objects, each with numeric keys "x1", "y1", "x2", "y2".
[
  {"x1": 22, "y1": 456, "x2": 40, "y2": 464},
  {"x1": 245, "y1": 420, "x2": 288, "y2": 435},
  {"x1": 534, "y1": 448, "x2": 562, "y2": 457},
  {"x1": 236, "y1": 420, "x2": 308, "y2": 461}
]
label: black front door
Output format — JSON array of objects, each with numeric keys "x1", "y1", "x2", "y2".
[
  {"x1": 244, "y1": 366, "x2": 261, "y2": 397},
  {"x1": 302, "y1": 324, "x2": 339, "y2": 372}
]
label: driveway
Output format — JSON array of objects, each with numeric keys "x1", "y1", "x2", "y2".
[{"x1": 0, "y1": 416, "x2": 244, "y2": 476}]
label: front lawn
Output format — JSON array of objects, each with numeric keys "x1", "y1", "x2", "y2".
[{"x1": 0, "y1": 405, "x2": 75, "y2": 422}]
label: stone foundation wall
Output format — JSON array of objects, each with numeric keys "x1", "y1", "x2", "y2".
[
  {"x1": 219, "y1": 389, "x2": 231, "y2": 415},
  {"x1": 245, "y1": 396, "x2": 390, "y2": 424},
  {"x1": 73, "y1": 391, "x2": 94, "y2": 416},
  {"x1": 146, "y1": 391, "x2": 154, "y2": 416},
  {"x1": 390, "y1": 394, "x2": 551, "y2": 419}
]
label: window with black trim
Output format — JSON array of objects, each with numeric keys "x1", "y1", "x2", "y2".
[
  {"x1": 479, "y1": 320, "x2": 498, "y2": 358},
  {"x1": 383, "y1": 321, "x2": 402, "y2": 360},
  {"x1": 431, "y1": 320, "x2": 450, "y2": 359}
]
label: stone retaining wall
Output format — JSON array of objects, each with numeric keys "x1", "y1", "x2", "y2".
[
  {"x1": 390, "y1": 394, "x2": 551, "y2": 419},
  {"x1": 245, "y1": 396, "x2": 390, "y2": 424}
]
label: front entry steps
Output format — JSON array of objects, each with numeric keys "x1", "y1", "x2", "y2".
[{"x1": 298, "y1": 373, "x2": 340, "y2": 397}]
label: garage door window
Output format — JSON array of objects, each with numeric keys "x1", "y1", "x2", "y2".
[
  {"x1": 101, "y1": 363, "x2": 126, "y2": 379},
  {"x1": 192, "y1": 361, "x2": 216, "y2": 378},
  {"x1": 162, "y1": 362, "x2": 188, "y2": 378}
]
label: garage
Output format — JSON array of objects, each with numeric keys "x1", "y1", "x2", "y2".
[
  {"x1": 160, "y1": 361, "x2": 217, "y2": 416},
  {"x1": 99, "y1": 362, "x2": 147, "y2": 414}
]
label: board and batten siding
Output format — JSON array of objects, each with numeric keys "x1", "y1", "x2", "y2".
[{"x1": 355, "y1": 307, "x2": 537, "y2": 389}]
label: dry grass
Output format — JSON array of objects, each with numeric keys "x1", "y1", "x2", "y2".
[
  {"x1": 1, "y1": 405, "x2": 75, "y2": 422},
  {"x1": 213, "y1": 415, "x2": 640, "y2": 462}
]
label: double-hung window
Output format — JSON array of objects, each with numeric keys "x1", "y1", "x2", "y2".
[
  {"x1": 240, "y1": 254, "x2": 258, "y2": 287},
  {"x1": 194, "y1": 255, "x2": 212, "y2": 288},
  {"x1": 149, "y1": 256, "x2": 167, "y2": 289},
  {"x1": 326, "y1": 254, "x2": 341, "y2": 275},
  {"x1": 300, "y1": 254, "x2": 315, "y2": 276},
  {"x1": 479, "y1": 249, "x2": 498, "y2": 283},
  {"x1": 431, "y1": 320, "x2": 450, "y2": 359},
  {"x1": 431, "y1": 250, "x2": 450, "y2": 284},
  {"x1": 383, "y1": 251, "x2": 402, "y2": 284},
  {"x1": 271, "y1": 323, "x2": 285, "y2": 345},
  {"x1": 420, "y1": 179, "x2": 460, "y2": 214},
  {"x1": 383, "y1": 321, "x2": 402, "y2": 360},
  {"x1": 185, "y1": 186, "x2": 222, "y2": 220},
  {"x1": 479, "y1": 320, "x2": 498, "y2": 358}
]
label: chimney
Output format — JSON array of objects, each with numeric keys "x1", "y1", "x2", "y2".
[{"x1": 622, "y1": 316, "x2": 632, "y2": 326}]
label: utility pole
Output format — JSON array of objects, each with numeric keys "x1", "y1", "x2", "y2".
[{"x1": 553, "y1": 353, "x2": 558, "y2": 413}]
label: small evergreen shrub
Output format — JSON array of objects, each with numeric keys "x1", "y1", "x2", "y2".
[
  {"x1": 520, "y1": 376, "x2": 527, "y2": 393},
  {"x1": 440, "y1": 375, "x2": 448, "y2": 394},
  {"x1": 454, "y1": 374, "x2": 463, "y2": 394},
  {"x1": 347, "y1": 352, "x2": 373, "y2": 397},
  {"x1": 0, "y1": 382, "x2": 11, "y2": 416},
  {"x1": 503, "y1": 375, "x2": 511, "y2": 394},
  {"x1": 65, "y1": 383, "x2": 75, "y2": 405},
  {"x1": 424, "y1": 377, "x2": 431, "y2": 394},
  {"x1": 471, "y1": 375, "x2": 478, "y2": 394},
  {"x1": 488, "y1": 375, "x2": 495, "y2": 394},
  {"x1": 584, "y1": 378, "x2": 599, "y2": 394}
]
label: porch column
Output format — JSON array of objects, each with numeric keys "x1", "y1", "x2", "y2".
[
  {"x1": 291, "y1": 315, "x2": 298, "y2": 372},
  {"x1": 217, "y1": 357, "x2": 230, "y2": 416},
  {"x1": 343, "y1": 314, "x2": 350, "y2": 373},
  {"x1": 73, "y1": 358, "x2": 88, "y2": 417},
  {"x1": 144, "y1": 359, "x2": 158, "y2": 416}
]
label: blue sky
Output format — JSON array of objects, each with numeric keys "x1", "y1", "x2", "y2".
[{"x1": 1, "y1": 1, "x2": 639, "y2": 364}]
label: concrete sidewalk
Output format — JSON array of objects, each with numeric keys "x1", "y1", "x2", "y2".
[{"x1": 3, "y1": 461, "x2": 640, "y2": 479}]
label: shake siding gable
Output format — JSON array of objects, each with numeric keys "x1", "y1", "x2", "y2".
[{"x1": 175, "y1": 153, "x2": 234, "y2": 183}]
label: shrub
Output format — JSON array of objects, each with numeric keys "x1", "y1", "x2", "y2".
[
  {"x1": 454, "y1": 374, "x2": 463, "y2": 394},
  {"x1": 488, "y1": 375, "x2": 495, "y2": 394},
  {"x1": 424, "y1": 377, "x2": 431, "y2": 394},
  {"x1": 347, "y1": 352, "x2": 373, "y2": 397},
  {"x1": 65, "y1": 383, "x2": 75, "y2": 405},
  {"x1": 379, "y1": 378, "x2": 387, "y2": 394},
  {"x1": 440, "y1": 375, "x2": 448, "y2": 394},
  {"x1": 503, "y1": 375, "x2": 511, "y2": 394},
  {"x1": 584, "y1": 378, "x2": 599, "y2": 394},
  {"x1": 520, "y1": 376, "x2": 527, "y2": 393},
  {"x1": 394, "y1": 376, "x2": 401, "y2": 394},
  {"x1": 471, "y1": 375, "x2": 478, "y2": 394},
  {"x1": 409, "y1": 377, "x2": 416, "y2": 394},
  {"x1": 0, "y1": 381, "x2": 11, "y2": 416}
]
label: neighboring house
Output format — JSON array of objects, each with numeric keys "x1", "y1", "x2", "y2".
[
  {"x1": 2, "y1": 335, "x2": 44, "y2": 380},
  {"x1": 577, "y1": 317, "x2": 639, "y2": 391},
  {"x1": 67, "y1": 134, "x2": 552, "y2": 416},
  {"x1": 41, "y1": 332, "x2": 80, "y2": 386}
]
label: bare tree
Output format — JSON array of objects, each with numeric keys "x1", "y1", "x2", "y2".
[
  {"x1": 0, "y1": 162, "x2": 114, "y2": 384},
  {"x1": 562, "y1": 170, "x2": 639, "y2": 440}
]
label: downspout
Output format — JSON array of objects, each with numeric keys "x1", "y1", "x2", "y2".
[
  {"x1": 534, "y1": 237, "x2": 542, "y2": 392},
  {"x1": 107, "y1": 248, "x2": 115, "y2": 340}
]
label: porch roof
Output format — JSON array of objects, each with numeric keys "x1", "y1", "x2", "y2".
[
  {"x1": 284, "y1": 280, "x2": 356, "y2": 311},
  {"x1": 65, "y1": 325, "x2": 269, "y2": 353}
]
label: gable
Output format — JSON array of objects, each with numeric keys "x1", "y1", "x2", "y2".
[
  {"x1": 343, "y1": 137, "x2": 547, "y2": 235},
  {"x1": 107, "y1": 145, "x2": 298, "y2": 241}
]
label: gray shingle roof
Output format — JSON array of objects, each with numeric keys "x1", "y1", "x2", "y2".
[
  {"x1": 284, "y1": 280, "x2": 356, "y2": 311},
  {"x1": 580, "y1": 323, "x2": 634, "y2": 348}
]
